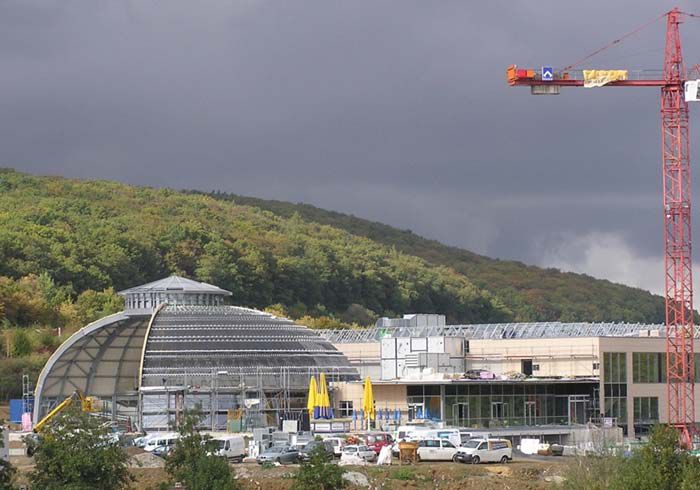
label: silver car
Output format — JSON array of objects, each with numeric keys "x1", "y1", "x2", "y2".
[
  {"x1": 342, "y1": 445, "x2": 377, "y2": 462},
  {"x1": 256, "y1": 445, "x2": 300, "y2": 464}
]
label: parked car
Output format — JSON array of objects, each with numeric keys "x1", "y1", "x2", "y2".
[
  {"x1": 213, "y1": 435, "x2": 246, "y2": 462},
  {"x1": 416, "y1": 438, "x2": 459, "y2": 461},
  {"x1": 365, "y1": 432, "x2": 394, "y2": 454},
  {"x1": 454, "y1": 438, "x2": 512, "y2": 464},
  {"x1": 153, "y1": 443, "x2": 176, "y2": 457},
  {"x1": 322, "y1": 437, "x2": 346, "y2": 456},
  {"x1": 299, "y1": 440, "x2": 335, "y2": 460},
  {"x1": 342, "y1": 445, "x2": 377, "y2": 462},
  {"x1": 256, "y1": 446, "x2": 300, "y2": 464}
]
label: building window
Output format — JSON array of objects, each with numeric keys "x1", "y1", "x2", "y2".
[
  {"x1": 604, "y1": 352, "x2": 626, "y2": 383},
  {"x1": 633, "y1": 353, "x2": 666, "y2": 383},
  {"x1": 633, "y1": 397, "x2": 659, "y2": 424},
  {"x1": 603, "y1": 352, "x2": 628, "y2": 430},
  {"x1": 339, "y1": 401, "x2": 353, "y2": 418}
]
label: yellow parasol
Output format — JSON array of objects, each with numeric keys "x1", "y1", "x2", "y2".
[
  {"x1": 307, "y1": 375, "x2": 317, "y2": 417},
  {"x1": 319, "y1": 373, "x2": 335, "y2": 418},
  {"x1": 319, "y1": 373, "x2": 330, "y2": 408},
  {"x1": 362, "y1": 376, "x2": 375, "y2": 427}
]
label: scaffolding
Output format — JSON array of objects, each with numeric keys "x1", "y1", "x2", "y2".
[{"x1": 139, "y1": 305, "x2": 359, "y2": 431}]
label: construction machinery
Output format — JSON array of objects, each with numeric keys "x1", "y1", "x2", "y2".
[
  {"x1": 33, "y1": 390, "x2": 98, "y2": 433},
  {"x1": 507, "y1": 8, "x2": 698, "y2": 447}
]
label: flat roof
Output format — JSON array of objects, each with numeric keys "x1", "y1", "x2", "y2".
[{"x1": 350, "y1": 377, "x2": 598, "y2": 385}]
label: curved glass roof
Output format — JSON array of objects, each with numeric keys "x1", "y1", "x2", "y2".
[{"x1": 141, "y1": 305, "x2": 359, "y2": 387}]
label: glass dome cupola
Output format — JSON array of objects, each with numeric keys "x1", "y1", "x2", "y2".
[{"x1": 118, "y1": 275, "x2": 232, "y2": 314}]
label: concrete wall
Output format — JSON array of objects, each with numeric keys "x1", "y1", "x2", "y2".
[
  {"x1": 332, "y1": 382, "x2": 408, "y2": 412},
  {"x1": 466, "y1": 337, "x2": 599, "y2": 378},
  {"x1": 334, "y1": 343, "x2": 380, "y2": 379}
]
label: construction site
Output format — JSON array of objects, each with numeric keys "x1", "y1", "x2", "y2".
[{"x1": 7, "y1": 6, "x2": 700, "y2": 488}]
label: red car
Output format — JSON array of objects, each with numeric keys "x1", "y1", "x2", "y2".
[{"x1": 365, "y1": 432, "x2": 394, "y2": 455}]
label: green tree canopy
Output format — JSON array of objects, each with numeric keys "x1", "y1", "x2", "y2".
[{"x1": 29, "y1": 407, "x2": 133, "y2": 490}]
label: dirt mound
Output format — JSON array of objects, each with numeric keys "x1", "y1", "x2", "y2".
[{"x1": 129, "y1": 451, "x2": 164, "y2": 469}]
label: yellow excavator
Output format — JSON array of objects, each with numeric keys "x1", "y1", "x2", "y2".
[{"x1": 33, "y1": 390, "x2": 98, "y2": 433}]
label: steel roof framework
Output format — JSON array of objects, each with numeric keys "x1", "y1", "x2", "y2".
[{"x1": 319, "y1": 322, "x2": 676, "y2": 343}]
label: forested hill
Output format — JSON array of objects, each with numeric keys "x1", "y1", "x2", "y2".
[
  {"x1": 200, "y1": 192, "x2": 666, "y2": 323},
  {"x1": 0, "y1": 169, "x2": 664, "y2": 328}
]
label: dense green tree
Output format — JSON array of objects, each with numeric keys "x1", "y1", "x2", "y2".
[
  {"x1": 29, "y1": 407, "x2": 133, "y2": 490},
  {"x1": 292, "y1": 445, "x2": 345, "y2": 490},
  {"x1": 610, "y1": 425, "x2": 700, "y2": 490},
  {"x1": 562, "y1": 426, "x2": 700, "y2": 490},
  {"x1": 10, "y1": 329, "x2": 32, "y2": 357},
  {"x1": 0, "y1": 169, "x2": 673, "y2": 326},
  {"x1": 0, "y1": 424, "x2": 16, "y2": 490},
  {"x1": 164, "y1": 409, "x2": 237, "y2": 490}
]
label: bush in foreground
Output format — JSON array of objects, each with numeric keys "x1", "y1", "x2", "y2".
[
  {"x1": 0, "y1": 424, "x2": 16, "y2": 490},
  {"x1": 562, "y1": 425, "x2": 700, "y2": 490},
  {"x1": 292, "y1": 445, "x2": 345, "y2": 490},
  {"x1": 29, "y1": 407, "x2": 132, "y2": 490},
  {"x1": 163, "y1": 409, "x2": 237, "y2": 490}
]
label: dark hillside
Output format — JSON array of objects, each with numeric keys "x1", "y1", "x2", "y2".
[
  {"x1": 0, "y1": 169, "x2": 509, "y2": 325},
  {"x1": 204, "y1": 192, "x2": 665, "y2": 323}
]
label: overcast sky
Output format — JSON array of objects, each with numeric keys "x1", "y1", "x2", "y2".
[{"x1": 3, "y1": 1, "x2": 700, "y2": 294}]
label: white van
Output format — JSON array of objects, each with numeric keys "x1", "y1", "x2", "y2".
[
  {"x1": 454, "y1": 438, "x2": 512, "y2": 464},
  {"x1": 213, "y1": 435, "x2": 246, "y2": 462},
  {"x1": 393, "y1": 423, "x2": 436, "y2": 442},
  {"x1": 416, "y1": 438, "x2": 460, "y2": 461},
  {"x1": 418, "y1": 429, "x2": 466, "y2": 448},
  {"x1": 144, "y1": 433, "x2": 180, "y2": 453}
]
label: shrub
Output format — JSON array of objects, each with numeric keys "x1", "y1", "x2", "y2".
[
  {"x1": 292, "y1": 445, "x2": 345, "y2": 490},
  {"x1": 560, "y1": 454, "x2": 622, "y2": 490},
  {"x1": 11, "y1": 329, "x2": 32, "y2": 357},
  {"x1": 0, "y1": 424, "x2": 15, "y2": 490},
  {"x1": 164, "y1": 409, "x2": 237, "y2": 490},
  {"x1": 390, "y1": 467, "x2": 415, "y2": 481},
  {"x1": 610, "y1": 425, "x2": 700, "y2": 490},
  {"x1": 561, "y1": 426, "x2": 700, "y2": 490},
  {"x1": 29, "y1": 406, "x2": 132, "y2": 490}
]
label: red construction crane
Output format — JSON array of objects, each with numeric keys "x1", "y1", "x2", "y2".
[{"x1": 507, "y1": 7, "x2": 696, "y2": 447}]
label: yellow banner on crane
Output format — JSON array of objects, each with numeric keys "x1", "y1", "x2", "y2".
[{"x1": 582, "y1": 70, "x2": 628, "y2": 88}]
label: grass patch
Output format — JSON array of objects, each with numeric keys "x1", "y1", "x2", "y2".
[{"x1": 390, "y1": 468, "x2": 416, "y2": 481}]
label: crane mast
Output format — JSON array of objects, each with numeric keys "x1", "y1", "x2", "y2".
[
  {"x1": 507, "y1": 7, "x2": 696, "y2": 446},
  {"x1": 661, "y1": 9, "x2": 694, "y2": 447}
]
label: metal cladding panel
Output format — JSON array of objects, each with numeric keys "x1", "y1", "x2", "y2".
[
  {"x1": 396, "y1": 359, "x2": 406, "y2": 379},
  {"x1": 427, "y1": 337, "x2": 445, "y2": 353},
  {"x1": 381, "y1": 359, "x2": 397, "y2": 380},
  {"x1": 142, "y1": 305, "x2": 359, "y2": 388},
  {"x1": 410, "y1": 337, "x2": 427, "y2": 352},
  {"x1": 396, "y1": 338, "x2": 410, "y2": 358},
  {"x1": 381, "y1": 337, "x2": 396, "y2": 359}
]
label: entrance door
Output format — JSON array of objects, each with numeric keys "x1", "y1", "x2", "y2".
[
  {"x1": 568, "y1": 396, "x2": 588, "y2": 425},
  {"x1": 491, "y1": 402, "x2": 508, "y2": 422},
  {"x1": 452, "y1": 403, "x2": 470, "y2": 426},
  {"x1": 521, "y1": 359, "x2": 533, "y2": 376},
  {"x1": 524, "y1": 401, "x2": 536, "y2": 425}
]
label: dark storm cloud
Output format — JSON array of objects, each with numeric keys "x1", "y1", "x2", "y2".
[{"x1": 1, "y1": 0, "x2": 698, "y2": 292}]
